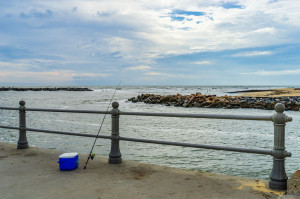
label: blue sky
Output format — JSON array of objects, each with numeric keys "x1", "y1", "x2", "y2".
[{"x1": 0, "y1": 0, "x2": 300, "y2": 86}]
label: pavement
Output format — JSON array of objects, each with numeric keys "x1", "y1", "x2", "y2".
[{"x1": 0, "y1": 142, "x2": 287, "y2": 199}]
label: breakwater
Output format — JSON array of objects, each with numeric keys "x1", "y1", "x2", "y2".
[
  {"x1": 128, "y1": 93, "x2": 300, "y2": 111},
  {"x1": 0, "y1": 87, "x2": 93, "y2": 91}
]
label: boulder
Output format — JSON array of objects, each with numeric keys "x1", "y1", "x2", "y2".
[{"x1": 287, "y1": 170, "x2": 300, "y2": 196}]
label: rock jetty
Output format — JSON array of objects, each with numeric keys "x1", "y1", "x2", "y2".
[
  {"x1": 128, "y1": 93, "x2": 300, "y2": 111},
  {"x1": 0, "y1": 87, "x2": 93, "y2": 91}
]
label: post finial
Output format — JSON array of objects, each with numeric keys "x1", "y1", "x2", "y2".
[
  {"x1": 274, "y1": 103, "x2": 285, "y2": 113},
  {"x1": 112, "y1": 102, "x2": 119, "y2": 109},
  {"x1": 19, "y1": 100, "x2": 25, "y2": 106}
]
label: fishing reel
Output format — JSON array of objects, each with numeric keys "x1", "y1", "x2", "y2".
[
  {"x1": 89, "y1": 153, "x2": 95, "y2": 160},
  {"x1": 84, "y1": 153, "x2": 96, "y2": 169}
]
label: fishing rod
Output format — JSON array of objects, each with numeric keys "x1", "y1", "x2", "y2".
[{"x1": 83, "y1": 82, "x2": 121, "y2": 169}]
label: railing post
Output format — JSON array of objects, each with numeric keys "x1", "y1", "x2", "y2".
[
  {"x1": 269, "y1": 103, "x2": 292, "y2": 190},
  {"x1": 109, "y1": 101, "x2": 122, "y2": 164},
  {"x1": 17, "y1": 100, "x2": 28, "y2": 149}
]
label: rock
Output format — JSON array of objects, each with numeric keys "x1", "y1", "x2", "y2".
[
  {"x1": 182, "y1": 103, "x2": 189, "y2": 107},
  {"x1": 226, "y1": 105, "x2": 232, "y2": 109},
  {"x1": 194, "y1": 102, "x2": 202, "y2": 107},
  {"x1": 287, "y1": 170, "x2": 300, "y2": 196}
]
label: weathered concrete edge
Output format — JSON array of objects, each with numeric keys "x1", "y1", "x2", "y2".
[{"x1": 0, "y1": 141, "x2": 286, "y2": 198}]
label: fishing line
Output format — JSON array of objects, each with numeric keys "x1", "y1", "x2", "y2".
[{"x1": 83, "y1": 81, "x2": 121, "y2": 169}]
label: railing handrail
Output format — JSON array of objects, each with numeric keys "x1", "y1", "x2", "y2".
[
  {"x1": 120, "y1": 111, "x2": 274, "y2": 121},
  {"x1": 0, "y1": 106, "x2": 109, "y2": 114},
  {"x1": 0, "y1": 101, "x2": 293, "y2": 190},
  {"x1": 0, "y1": 107, "x2": 19, "y2": 110},
  {"x1": 0, "y1": 125, "x2": 282, "y2": 157},
  {"x1": 0, "y1": 106, "x2": 274, "y2": 121}
]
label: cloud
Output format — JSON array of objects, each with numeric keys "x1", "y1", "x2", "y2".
[
  {"x1": 193, "y1": 61, "x2": 212, "y2": 65},
  {"x1": 0, "y1": 61, "x2": 32, "y2": 69},
  {"x1": 1, "y1": 0, "x2": 300, "y2": 85},
  {"x1": 144, "y1": 72, "x2": 173, "y2": 76},
  {"x1": 232, "y1": 51, "x2": 273, "y2": 57},
  {"x1": 126, "y1": 65, "x2": 152, "y2": 70},
  {"x1": 2, "y1": 1, "x2": 299, "y2": 60},
  {"x1": 251, "y1": 27, "x2": 275, "y2": 34},
  {"x1": 20, "y1": 9, "x2": 53, "y2": 19},
  {"x1": 241, "y1": 69, "x2": 300, "y2": 76},
  {"x1": 0, "y1": 70, "x2": 110, "y2": 84},
  {"x1": 0, "y1": 59, "x2": 94, "y2": 71}
]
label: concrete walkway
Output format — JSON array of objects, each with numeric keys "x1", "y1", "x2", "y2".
[{"x1": 0, "y1": 142, "x2": 285, "y2": 199}]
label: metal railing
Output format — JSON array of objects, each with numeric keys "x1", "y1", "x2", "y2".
[{"x1": 0, "y1": 100, "x2": 293, "y2": 190}]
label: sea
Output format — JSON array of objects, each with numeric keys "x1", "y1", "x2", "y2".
[{"x1": 1, "y1": 86, "x2": 299, "y2": 180}]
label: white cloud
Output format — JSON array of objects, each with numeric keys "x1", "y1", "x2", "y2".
[
  {"x1": 241, "y1": 69, "x2": 300, "y2": 76},
  {"x1": 0, "y1": 60, "x2": 66, "y2": 71},
  {"x1": 126, "y1": 65, "x2": 152, "y2": 70},
  {"x1": 4, "y1": 0, "x2": 298, "y2": 60},
  {"x1": 0, "y1": 61, "x2": 33, "y2": 69},
  {"x1": 1, "y1": 0, "x2": 300, "y2": 85},
  {"x1": 193, "y1": 61, "x2": 212, "y2": 65},
  {"x1": 232, "y1": 51, "x2": 273, "y2": 57},
  {"x1": 144, "y1": 72, "x2": 173, "y2": 76},
  {"x1": 251, "y1": 27, "x2": 275, "y2": 34},
  {"x1": 0, "y1": 70, "x2": 110, "y2": 84}
]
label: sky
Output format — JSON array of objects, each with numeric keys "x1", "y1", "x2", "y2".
[{"x1": 0, "y1": 0, "x2": 300, "y2": 86}]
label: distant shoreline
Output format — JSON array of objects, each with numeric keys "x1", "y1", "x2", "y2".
[
  {"x1": 237, "y1": 88, "x2": 300, "y2": 97},
  {"x1": 228, "y1": 89, "x2": 272, "y2": 93},
  {"x1": 0, "y1": 87, "x2": 93, "y2": 91}
]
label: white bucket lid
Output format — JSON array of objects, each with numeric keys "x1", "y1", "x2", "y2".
[{"x1": 59, "y1": 152, "x2": 78, "y2": 158}]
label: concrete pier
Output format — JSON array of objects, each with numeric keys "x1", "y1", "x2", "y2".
[{"x1": 0, "y1": 142, "x2": 285, "y2": 199}]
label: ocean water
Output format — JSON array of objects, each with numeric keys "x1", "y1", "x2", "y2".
[{"x1": 0, "y1": 86, "x2": 299, "y2": 179}]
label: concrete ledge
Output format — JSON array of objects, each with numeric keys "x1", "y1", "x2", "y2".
[{"x1": 0, "y1": 142, "x2": 285, "y2": 199}]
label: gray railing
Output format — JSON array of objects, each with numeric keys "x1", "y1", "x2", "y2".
[{"x1": 0, "y1": 100, "x2": 293, "y2": 190}]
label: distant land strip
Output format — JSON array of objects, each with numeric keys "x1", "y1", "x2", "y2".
[
  {"x1": 0, "y1": 87, "x2": 93, "y2": 91},
  {"x1": 227, "y1": 89, "x2": 272, "y2": 93}
]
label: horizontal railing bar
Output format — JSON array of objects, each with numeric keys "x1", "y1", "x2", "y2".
[
  {"x1": 1, "y1": 106, "x2": 273, "y2": 121},
  {"x1": 118, "y1": 136, "x2": 273, "y2": 155},
  {"x1": 25, "y1": 127, "x2": 112, "y2": 139},
  {"x1": 0, "y1": 106, "x2": 109, "y2": 114},
  {"x1": 0, "y1": 125, "x2": 112, "y2": 139},
  {"x1": 0, "y1": 107, "x2": 19, "y2": 110},
  {"x1": 26, "y1": 108, "x2": 109, "y2": 114},
  {"x1": 120, "y1": 111, "x2": 273, "y2": 121},
  {"x1": 0, "y1": 125, "x2": 19, "y2": 130},
  {"x1": 0, "y1": 125, "x2": 272, "y2": 155}
]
